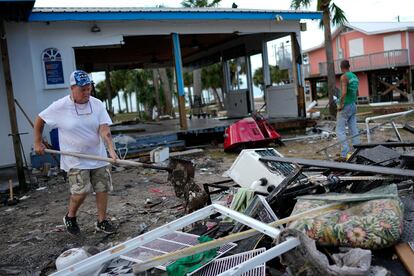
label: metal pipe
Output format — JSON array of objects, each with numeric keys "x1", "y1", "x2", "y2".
[
  {"x1": 365, "y1": 109, "x2": 414, "y2": 142},
  {"x1": 259, "y1": 156, "x2": 414, "y2": 177},
  {"x1": 213, "y1": 204, "x2": 280, "y2": 238}
]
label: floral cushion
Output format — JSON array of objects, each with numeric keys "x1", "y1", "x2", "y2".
[{"x1": 288, "y1": 186, "x2": 404, "y2": 249}]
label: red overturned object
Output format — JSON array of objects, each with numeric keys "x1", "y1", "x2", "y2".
[{"x1": 224, "y1": 113, "x2": 282, "y2": 152}]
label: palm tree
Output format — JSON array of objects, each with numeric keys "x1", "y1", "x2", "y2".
[
  {"x1": 128, "y1": 69, "x2": 156, "y2": 119},
  {"x1": 253, "y1": 65, "x2": 289, "y2": 91},
  {"x1": 152, "y1": 69, "x2": 162, "y2": 117},
  {"x1": 202, "y1": 63, "x2": 224, "y2": 110},
  {"x1": 183, "y1": 71, "x2": 194, "y2": 108},
  {"x1": 291, "y1": 0, "x2": 347, "y2": 116},
  {"x1": 158, "y1": 68, "x2": 174, "y2": 116},
  {"x1": 95, "y1": 78, "x2": 120, "y2": 112},
  {"x1": 181, "y1": 0, "x2": 222, "y2": 113},
  {"x1": 110, "y1": 70, "x2": 132, "y2": 113}
]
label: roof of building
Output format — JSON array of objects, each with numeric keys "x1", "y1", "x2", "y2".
[
  {"x1": 29, "y1": 7, "x2": 322, "y2": 21},
  {"x1": 349, "y1": 22, "x2": 414, "y2": 35},
  {"x1": 0, "y1": 0, "x2": 35, "y2": 21},
  {"x1": 304, "y1": 21, "x2": 414, "y2": 53}
]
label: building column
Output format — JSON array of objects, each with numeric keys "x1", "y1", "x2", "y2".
[
  {"x1": 310, "y1": 80, "x2": 317, "y2": 102},
  {"x1": 261, "y1": 40, "x2": 271, "y2": 87},
  {"x1": 172, "y1": 33, "x2": 187, "y2": 129},
  {"x1": 407, "y1": 67, "x2": 413, "y2": 101},
  {"x1": 291, "y1": 32, "x2": 305, "y2": 118},
  {"x1": 0, "y1": 20, "x2": 26, "y2": 189},
  {"x1": 245, "y1": 55, "x2": 254, "y2": 113},
  {"x1": 221, "y1": 60, "x2": 230, "y2": 108}
]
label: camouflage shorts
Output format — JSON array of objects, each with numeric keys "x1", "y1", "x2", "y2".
[{"x1": 67, "y1": 166, "x2": 113, "y2": 194}]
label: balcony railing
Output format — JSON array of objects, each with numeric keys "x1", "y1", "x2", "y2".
[{"x1": 305, "y1": 49, "x2": 409, "y2": 78}]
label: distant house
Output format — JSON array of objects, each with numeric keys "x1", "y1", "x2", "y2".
[{"x1": 303, "y1": 22, "x2": 414, "y2": 103}]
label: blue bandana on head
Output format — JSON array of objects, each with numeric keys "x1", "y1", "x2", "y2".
[{"x1": 70, "y1": 70, "x2": 91, "y2": 87}]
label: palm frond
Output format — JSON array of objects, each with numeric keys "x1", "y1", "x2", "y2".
[
  {"x1": 181, "y1": 0, "x2": 195, "y2": 7},
  {"x1": 290, "y1": 0, "x2": 311, "y2": 9},
  {"x1": 181, "y1": 0, "x2": 221, "y2": 7},
  {"x1": 330, "y1": 2, "x2": 347, "y2": 26},
  {"x1": 206, "y1": 0, "x2": 221, "y2": 7}
]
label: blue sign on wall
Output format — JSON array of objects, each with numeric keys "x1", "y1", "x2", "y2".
[{"x1": 42, "y1": 48, "x2": 64, "y2": 85}]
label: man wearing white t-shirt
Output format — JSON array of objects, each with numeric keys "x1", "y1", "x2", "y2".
[{"x1": 34, "y1": 70, "x2": 117, "y2": 235}]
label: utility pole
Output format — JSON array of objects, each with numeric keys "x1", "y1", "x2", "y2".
[{"x1": 0, "y1": 20, "x2": 27, "y2": 189}]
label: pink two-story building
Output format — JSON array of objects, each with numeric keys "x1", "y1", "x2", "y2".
[{"x1": 303, "y1": 22, "x2": 414, "y2": 103}]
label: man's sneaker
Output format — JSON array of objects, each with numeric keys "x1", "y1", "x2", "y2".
[
  {"x1": 95, "y1": 219, "x2": 116, "y2": 234},
  {"x1": 63, "y1": 214, "x2": 81, "y2": 235}
]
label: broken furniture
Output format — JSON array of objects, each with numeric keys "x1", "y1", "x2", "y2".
[
  {"x1": 289, "y1": 185, "x2": 404, "y2": 249},
  {"x1": 51, "y1": 202, "x2": 341, "y2": 275},
  {"x1": 278, "y1": 229, "x2": 375, "y2": 276},
  {"x1": 223, "y1": 113, "x2": 281, "y2": 152}
]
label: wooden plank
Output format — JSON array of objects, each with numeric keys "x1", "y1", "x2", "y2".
[
  {"x1": 0, "y1": 20, "x2": 26, "y2": 189},
  {"x1": 379, "y1": 78, "x2": 407, "y2": 96},
  {"x1": 394, "y1": 243, "x2": 414, "y2": 275},
  {"x1": 354, "y1": 141, "x2": 414, "y2": 149},
  {"x1": 290, "y1": 32, "x2": 305, "y2": 118}
]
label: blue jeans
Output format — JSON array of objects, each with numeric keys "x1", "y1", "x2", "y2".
[{"x1": 336, "y1": 103, "x2": 360, "y2": 157}]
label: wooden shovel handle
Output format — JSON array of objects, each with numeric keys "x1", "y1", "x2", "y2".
[
  {"x1": 8, "y1": 179, "x2": 13, "y2": 200},
  {"x1": 44, "y1": 149, "x2": 146, "y2": 168}
]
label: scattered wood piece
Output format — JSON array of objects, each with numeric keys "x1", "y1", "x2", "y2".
[
  {"x1": 356, "y1": 111, "x2": 373, "y2": 116},
  {"x1": 394, "y1": 242, "x2": 414, "y2": 275},
  {"x1": 144, "y1": 200, "x2": 162, "y2": 209},
  {"x1": 170, "y1": 148, "x2": 204, "y2": 157}
]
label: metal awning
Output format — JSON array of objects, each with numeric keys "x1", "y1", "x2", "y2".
[
  {"x1": 75, "y1": 32, "x2": 288, "y2": 71},
  {"x1": 29, "y1": 7, "x2": 321, "y2": 22}
]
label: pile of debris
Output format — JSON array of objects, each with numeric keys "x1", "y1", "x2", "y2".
[{"x1": 52, "y1": 139, "x2": 414, "y2": 275}]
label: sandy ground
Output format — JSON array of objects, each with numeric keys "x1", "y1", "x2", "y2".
[{"x1": 0, "y1": 120, "x2": 413, "y2": 275}]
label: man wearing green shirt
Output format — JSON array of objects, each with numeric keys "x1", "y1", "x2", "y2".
[{"x1": 336, "y1": 60, "x2": 360, "y2": 160}]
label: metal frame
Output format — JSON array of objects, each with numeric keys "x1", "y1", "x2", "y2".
[
  {"x1": 52, "y1": 204, "x2": 284, "y2": 275},
  {"x1": 217, "y1": 238, "x2": 300, "y2": 276},
  {"x1": 365, "y1": 109, "x2": 414, "y2": 142},
  {"x1": 259, "y1": 156, "x2": 414, "y2": 177},
  {"x1": 354, "y1": 141, "x2": 414, "y2": 149},
  {"x1": 203, "y1": 179, "x2": 237, "y2": 205},
  {"x1": 188, "y1": 248, "x2": 266, "y2": 276}
]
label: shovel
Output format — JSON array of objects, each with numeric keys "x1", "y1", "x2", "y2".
[
  {"x1": 44, "y1": 149, "x2": 195, "y2": 191},
  {"x1": 7, "y1": 179, "x2": 19, "y2": 206}
]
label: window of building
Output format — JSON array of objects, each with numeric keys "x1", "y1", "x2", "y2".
[
  {"x1": 349, "y1": 38, "x2": 364, "y2": 57},
  {"x1": 384, "y1": 34, "x2": 402, "y2": 51}
]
